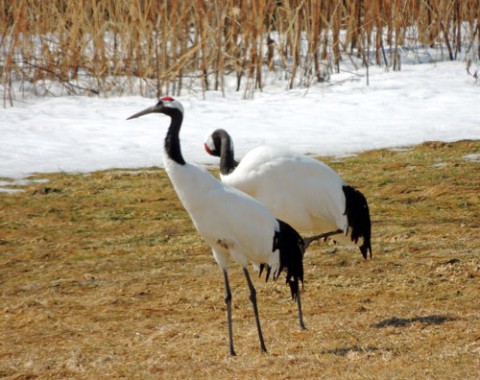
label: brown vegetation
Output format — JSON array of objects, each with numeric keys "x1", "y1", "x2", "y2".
[
  {"x1": 1, "y1": 140, "x2": 479, "y2": 379},
  {"x1": 1, "y1": 0, "x2": 480, "y2": 104}
]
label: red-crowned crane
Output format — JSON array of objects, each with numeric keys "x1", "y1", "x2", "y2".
[
  {"x1": 204, "y1": 129, "x2": 372, "y2": 259},
  {"x1": 127, "y1": 97, "x2": 318, "y2": 356}
]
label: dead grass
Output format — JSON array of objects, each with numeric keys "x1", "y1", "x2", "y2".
[{"x1": 0, "y1": 140, "x2": 479, "y2": 379}]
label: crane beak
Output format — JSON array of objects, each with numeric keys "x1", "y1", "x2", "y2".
[
  {"x1": 126, "y1": 103, "x2": 164, "y2": 120},
  {"x1": 204, "y1": 143, "x2": 214, "y2": 156}
]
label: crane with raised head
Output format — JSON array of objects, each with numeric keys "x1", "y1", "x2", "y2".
[{"x1": 127, "y1": 97, "x2": 320, "y2": 356}]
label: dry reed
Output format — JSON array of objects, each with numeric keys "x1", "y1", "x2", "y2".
[{"x1": 1, "y1": 0, "x2": 479, "y2": 105}]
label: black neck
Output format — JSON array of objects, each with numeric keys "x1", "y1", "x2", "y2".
[
  {"x1": 218, "y1": 133, "x2": 238, "y2": 175},
  {"x1": 164, "y1": 109, "x2": 186, "y2": 165}
]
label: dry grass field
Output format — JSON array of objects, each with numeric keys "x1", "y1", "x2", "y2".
[{"x1": 1, "y1": 139, "x2": 479, "y2": 379}]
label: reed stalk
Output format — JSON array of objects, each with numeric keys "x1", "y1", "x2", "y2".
[{"x1": 1, "y1": 0, "x2": 478, "y2": 103}]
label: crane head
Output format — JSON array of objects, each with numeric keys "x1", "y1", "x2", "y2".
[
  {"x1": 204, "y1": 133, "x2": 220, "y2": 157},
  {"x1": 204, "y1": 129, "x2": 232, "y2": 157},
  {"x1": 127, "y1": 96, "x2": 184, "y2": 120}
]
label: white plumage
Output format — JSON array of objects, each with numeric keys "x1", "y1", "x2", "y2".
[
  {"x1": 205, "y1": 129, "x2": 372, "y2": 259},
  {"x1": 168, "y1": 163, "x2": 280, "y2": 271},
  {"x1": 127, "y1": 97, "x2": 306, "y2": 356}
]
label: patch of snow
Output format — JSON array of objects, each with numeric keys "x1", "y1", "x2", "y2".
[
  {"x1": 1, "y1": 61, "x2": 479, "y2": 180},
  {"x1": 463, "y1": 154, "x2": 480, "y2": 163}
]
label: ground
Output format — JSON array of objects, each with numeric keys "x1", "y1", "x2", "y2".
[{"x1": 1, "y1": 140, "x2": 479, "y2": 379}]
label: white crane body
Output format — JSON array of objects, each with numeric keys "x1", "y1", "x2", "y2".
[
  {"x1": 223, "y1": 145, "x2": 349, "y2": 235},
  {"x1": 164, "y1": 158, "x2": 281, "y2": 272}
]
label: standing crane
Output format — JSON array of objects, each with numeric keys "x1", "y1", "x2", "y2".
[
  {"x1": 204, "y1": 128, "x2": 372, "y2": 259},
  {"x1": 127, "y1": 97, "x2": 317, "y2": 356}
]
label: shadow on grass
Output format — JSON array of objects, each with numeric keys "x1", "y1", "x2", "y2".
[
  {"x1": 373, "y1": 314, "x2": 457, "y2": 328},
  {"x1": 321, "y1": 345, "x2": 390, "y2": 356}
]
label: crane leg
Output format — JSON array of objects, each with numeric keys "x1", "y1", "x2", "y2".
[
  {"x1": 243, "y1": 268, "x2": 267, "y2": 353},
  {"x1": 222, "y1": 270, "x2": 236, "y2": 356},
  {"x1": 303, "y1": 229, "x2": 343, "y2": 249},
  {"x1": 295, "y1": 289, "x2": 306, "y2": 330}
]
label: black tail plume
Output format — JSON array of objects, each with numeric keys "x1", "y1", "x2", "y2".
[
  {"x1": 342, "y1": 185, "x2": 372, "y2": 259},
  {"x1": 273, "y1": 220, "x2": 305, "y2": 300}
]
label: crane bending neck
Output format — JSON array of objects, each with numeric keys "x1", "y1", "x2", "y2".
[{"x1": 219, "y1": 133, "x2": 238, "y2": 175}]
